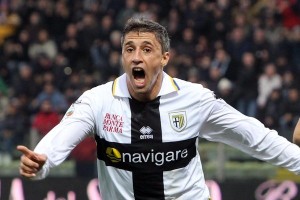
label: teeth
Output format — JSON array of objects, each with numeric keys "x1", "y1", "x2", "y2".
[{"x1": 133, "y1": 68, "x2": 143, "y2": 71}]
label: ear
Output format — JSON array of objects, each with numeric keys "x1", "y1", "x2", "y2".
[{"x1": 161, "y1": 52, "x2": 170, "y2": 67}]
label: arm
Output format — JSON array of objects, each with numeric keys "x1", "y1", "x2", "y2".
[
  {"x1": 17, "y1": 90, "x2": 96, "y2": 179},
  {"x1": 293, "y1": 118, "x2": 300, "y2": 145},
  {"x1": 200, "y1": 98, "x2": 300, "y2": 174}
]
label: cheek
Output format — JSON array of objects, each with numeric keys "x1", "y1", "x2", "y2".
[
  {"x1": 121, "y1": 57, "x2": 129, "y2": 69},
  {"x1": 150, "y1": 66, "x2": 163, "y2": 79}
]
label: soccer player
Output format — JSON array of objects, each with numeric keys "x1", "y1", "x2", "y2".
[
  {"x1": 17, "y1": 18, "x2": 300, "y2": 200},
  {"x1": 293, "y1": 119, "x2": 300, "y2": 145}
]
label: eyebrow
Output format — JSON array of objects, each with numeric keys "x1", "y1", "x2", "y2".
[{"x1": 124, "y1": 41, "x2": 154, "y2": 47}]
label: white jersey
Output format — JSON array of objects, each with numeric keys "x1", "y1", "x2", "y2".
[{"x1": 34, "y1": 72, "x2": 300, "y2": 200}]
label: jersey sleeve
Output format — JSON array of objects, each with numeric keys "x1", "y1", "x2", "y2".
[
  {"x1": 33, "y1": 89, "x2": 98, "y2": 179},
  {"x1": 200, "y1": 96, "x2": 300, "y2": 175}
]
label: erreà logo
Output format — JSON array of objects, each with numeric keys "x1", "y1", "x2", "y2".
[
  {"x1": 168, "y1": 111, "x2": 187, "y2": 132},
  {"x1": 106, "y1": 147, "x2": 121, "y2": 162}
]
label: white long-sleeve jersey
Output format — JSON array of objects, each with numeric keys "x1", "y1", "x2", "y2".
[{"x1": 34, "y1": 72, "x2": 300, "y2": 200}]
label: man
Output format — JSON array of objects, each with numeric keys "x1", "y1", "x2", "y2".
[
  {"x1": 17, "y1": 18, "x2": 300, "y2": 200},
  {"x1": 293, "y1": 119, "x2": 300, "y2": 145}
]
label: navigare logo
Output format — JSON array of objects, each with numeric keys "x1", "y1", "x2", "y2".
[
  {"x1": 105, "y1": 147, "x2": 188, "y2": 166},
  {"x1": 106, "y1": 147, "x2": 121, "y2": 162}
]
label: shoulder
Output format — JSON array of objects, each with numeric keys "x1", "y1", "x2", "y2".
[
  {"x1": 86, "y1": 81, "x2": 113, "y2": 95},
  {"x1": 174, "y1": 78, "x2": 213, "y2": 94},
  {"x1": 173, "y1": 78, "x2": 216, "y2": 101},
  {"x1": 77, "y1": 81, "x2": 114, "y2": 103}
]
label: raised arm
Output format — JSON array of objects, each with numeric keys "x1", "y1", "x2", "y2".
[
  {"x1": 16, "y1": 89, "x2": 97, "y2": 179},
  {"x1": 200, "y1": 97, "x2": 300, "y2": 174}
]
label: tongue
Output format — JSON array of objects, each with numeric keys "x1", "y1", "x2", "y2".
[{"x1": 134, "y1": 77, "x2": 145, "y2": 87}]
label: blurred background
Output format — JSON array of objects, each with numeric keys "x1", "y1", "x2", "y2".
[{"x1": 0, "y1": 0, "x2": 300, "y2": 199}]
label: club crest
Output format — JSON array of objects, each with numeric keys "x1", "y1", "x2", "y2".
[{"x1": 168, "y1": 111, "x2": 187, "y2": 132}]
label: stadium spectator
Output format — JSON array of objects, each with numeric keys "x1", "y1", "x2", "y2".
[
  {"x1": 28, "y1": 28, "x2": 58, "y2": 61},
  {"x1": 286, "y1": 25, "x2": 300, "y2": 73},
  {"x1": 260, "y1": 88, "x2": 283, "y2": 131},
  {"x1": 163, "y1": 8, "x2": 183, "y2": 43},
  {"x1": 77, "y1": 12, "x2": 101, "y2": 72},
  {"x1": 116, "y1": 0, "x2": 138, "y2": 29},
  {"x1": 264, "y1": 15, "x2": 285, "y2": 58},
  {"x1": 15, "y1": 29, "x2": 31, "y2": 62},
  {"x1": 196, "y1": 54, "x2": 211, "y2": 84},
  {"x1": 195, "y1": 35, "x2": 212, "y2": 59},
  {"x1": 31, "y1": 99, "x2": 61, "y2": 137},
  {"x1": 11, "y1": 62, "x2": 39, "y2": 99},
  {"x1": 275, "y1": 55, "x2": 291, "y2": 75},
  {"x1": 216, "y1": 77, "x2": 238, "y2": 108},
  {"x1": 276, "y1": 0, "x2": 300, "y2": 30},
  {"x1": 59, "y1": 23, "x2": 82, "y2": 71},
  {"x1": 257, "y1": 62, "x2": 282, "y2": 109},
  {"x1": 211, "y1": 48, "x2": 236, "y2": 81},
  {"x1": 0, "y1": 6, "x2": 21, "y2": 45},
  {"x1": 52, "y1": 53, "x2": 71, "y2": 91},
  {"x1": 281, "y1": 70, "x2": 298, "y2": 98},
  {"x1": 49, "y1": 0, "x2": 71, "y2": 39},
  {"x1": 207, "y1": 5, "x2": 229, "y2": 42},
  {"x1": 207, "y1": 66, "x2": 222, "y2": 92},
  {"x1": 30, "y1": 82, "x2": 68, "y2": 114},
  {"x1": 250, "y1": 27, "x2": 271, "y2": 69},
  {"x1": 25, "y1": 11, "x2": 44, "y2": 43},
  {"x1": 279, "y1": 86, "x2": 300, "y2": 140},
  {"x1": 236, "y1": 52, "x2": 258, "y2": 117},
  {"x1": 0, "y1": 100, "x2": 28, "y2": 157},
  {"x1": 226, "y1": 26, "x2": 251, "y2": 65},
  {"x1": 0, "y1": 90, "x2": 9, "y2": 121}
]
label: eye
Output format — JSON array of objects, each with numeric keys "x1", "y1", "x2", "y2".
[
  {"x1": 143, "y1": 48, "x2": 151, "y2": 53},
  {"x1": 126, "y1": 47, "x2": 134, "y2": 53}
]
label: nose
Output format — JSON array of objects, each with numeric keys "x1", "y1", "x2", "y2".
[{"x1": 132, "y1": 49, "x2": 142, "y2": 65}]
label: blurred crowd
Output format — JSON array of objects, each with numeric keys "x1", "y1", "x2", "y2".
[{"x1": 0, "y1": 0, "x2": 300, "y2": 169}]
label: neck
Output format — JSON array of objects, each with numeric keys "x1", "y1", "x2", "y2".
[{"x1": 128, "y1": 73, "x2": 163, "y2": 102}]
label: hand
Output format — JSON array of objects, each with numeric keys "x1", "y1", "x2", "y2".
[{"x1": 16, "y1": 145, "x2": 47, "y2": 178}]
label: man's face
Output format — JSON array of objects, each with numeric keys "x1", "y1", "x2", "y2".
[{"x1": 122, "y1": 31, "x2": 169, "y2": 101}]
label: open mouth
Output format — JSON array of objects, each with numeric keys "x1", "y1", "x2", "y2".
[
  {"x1": 133, "y1": 67, "x2": 145, "y2": 80},
  {"x1": 132, "y1": 67, "x2": 146, "y2": 87}
]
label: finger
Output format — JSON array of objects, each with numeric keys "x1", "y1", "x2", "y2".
[
  {"x1": 17, "y1": 145, "x2": 47, "y2": 164},
  {"x1": 19, "y1": 168, "x2": 36, "y2": 178},
  {"x1": 20, "y1": 162, "x2": 38, "y2": 173},
  {"x1": 17, "y1": 145, "x2": 37, "y2": 159},
  {"x1": 20, "y1": 155, "x2": 39, "y2": 169}
]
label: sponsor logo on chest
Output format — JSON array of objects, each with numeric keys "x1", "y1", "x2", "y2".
[{"x1": 102, "y1": 113, "x2": 124, "y2": 133}]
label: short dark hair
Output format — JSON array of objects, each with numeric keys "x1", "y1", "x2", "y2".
[{"x1": 121, "y1": 17, "x2": 170, "y2": 53}]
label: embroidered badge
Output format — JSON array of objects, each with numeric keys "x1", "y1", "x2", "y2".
[{"x1": 168, "y1": 111, "x2": 187, "y2": 132}]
